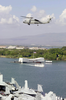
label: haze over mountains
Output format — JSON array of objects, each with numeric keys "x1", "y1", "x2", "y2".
[{"x1": 0, "y1": 33, "x2": 66, "y2": 46}]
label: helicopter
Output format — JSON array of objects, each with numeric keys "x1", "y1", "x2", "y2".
[{"x1": 21, "y1": 16, "x2": 53, "y2": 26}]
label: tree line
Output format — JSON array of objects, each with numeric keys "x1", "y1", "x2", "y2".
[{"x1": 0, "y1": 46, "x2": 66, "y2": 60}]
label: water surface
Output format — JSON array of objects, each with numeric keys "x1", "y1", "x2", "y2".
[{"x1": 0, "y1": 57, "x2": 66, "y2": 98}]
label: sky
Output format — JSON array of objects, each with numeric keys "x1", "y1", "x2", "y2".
[{"x1": 0, "y1": 0, "x2": 66, "y2": 45}]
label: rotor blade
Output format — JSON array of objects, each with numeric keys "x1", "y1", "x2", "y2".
[{"x1": 21, "y1": 16, "x2": 33, "y2": 19}]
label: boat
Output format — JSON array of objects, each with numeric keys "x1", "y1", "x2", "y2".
[
  {"x1": 18, "y1": 57, "x2": 44, "y2": 63},
  {"x1": 45, "y1": 60, "x2": 52, "y2": 63},
  {"x1": 34, "y1": 63, "x2": 44, "y2": 67}
]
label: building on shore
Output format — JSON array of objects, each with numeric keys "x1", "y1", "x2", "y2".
[
  {"x1": 7, "y1": 46, "x2": 16, "y2": 49},
  {"x1": 16, "y1": 46, "x2": 25, "y2": 49},
  {"x1": 0, "y1": 45, "x2": 46, "y2": 50},
  {"x1": 29, "y1": 47, "x2": 46, "y2": 50},
  {"x1": 0, "y1": 45, "x2": 6, "y2": 49}
]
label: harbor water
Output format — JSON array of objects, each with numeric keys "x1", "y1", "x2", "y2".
[{"x1": 0, "y1": 57, "x2": 66, "y2": 98}]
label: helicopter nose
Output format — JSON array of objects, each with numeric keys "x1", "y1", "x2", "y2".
[{"x1": 23, "y1": 20, "x2": 26, "y2": 23}]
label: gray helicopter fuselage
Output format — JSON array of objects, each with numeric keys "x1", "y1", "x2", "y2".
[
  {"x1": 23, "y1": 19, "x2": 40, "y2": 24},
  {"x1": 23, "y1": 17, "x2": 52, "y2": 25}
]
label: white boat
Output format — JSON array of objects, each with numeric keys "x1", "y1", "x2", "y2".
[
  {"x1": 18, "y1": 57, "x2": 44, "y2": 63},
  {"x1": 45, "y1": 60, "x2": 52, "y2": 63},
  {"x1": 34, "y1": 63, "x2": 44, "y2": 67}
]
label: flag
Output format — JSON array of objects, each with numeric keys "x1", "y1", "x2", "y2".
[{"x1": 34, "y1": 52, "x2": 36, "y2": 53}]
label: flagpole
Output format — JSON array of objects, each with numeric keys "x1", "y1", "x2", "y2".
[
  {"x1": 33, "y1": 52, "x2": 36, "y2": 58},
  {"x1": 33, "y1": 52, "x2": 34, "y2": 58}
]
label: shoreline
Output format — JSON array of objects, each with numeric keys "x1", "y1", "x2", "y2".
[
  {"x1": 0, "y1": 55, "x2": 66, "y2": 61},
  {"x1": 0, "y1": 55, "x2": 6, "y2": 58}
]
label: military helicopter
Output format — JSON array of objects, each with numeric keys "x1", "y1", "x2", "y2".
[{"x1": 21, "y1": 16, "x2": 53, "y2": 26}]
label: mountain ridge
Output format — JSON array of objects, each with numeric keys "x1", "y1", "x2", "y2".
[{"x1": 0, "y1": 33, "x2": 66, "y2": 46}]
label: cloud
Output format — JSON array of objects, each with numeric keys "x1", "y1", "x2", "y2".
[
  {"x1": 59, "y1": 9, "x2": 66, "y2": 25},
  {"x1": 31, "y1": 7, "x2": 46, "y2": 18},
  {"x1": 37, "y1": 10, "x2": 45, "y2": 18},
  {"x1": 0, "y1": 18, "x2": 7, "y2": 24},
  {"x1": 30, "y1": 6, "x2": 55, "y2": 22},
  {"x1": 39, "y1": 10, "x2": 45, "y2": 15},
  {"x1": 31, "y1": 6, "x2": 37, "y2": 12},
  {"x1": 40, "y1": 15, "x2": 50, "y2": 21},
  {"x1": 0, "y1": 5, "x2": 19, "y2": 25},
  {"x1": 60, "y1": 9, "x2": 66, "y2": 19},
  {"x1": 0, "y1": 15, "x2": 19, "y2": 25},
  {"x1": 13, "y1": 15, "x2": 19, "y2": 22},
  {"x1": 0, "y1": 16, "x2": 19, "y2": 24},
  {"x1": 0, "y1": 5, "x2": 12, "y2": 14},
  {"x1": 26, "y1": 13, "x2": 32, "y2": 17},
  {"x1": 30, "y1": 6, "x2": 66, "y2": 27},
  {"x1": 56, "y1": 9, "x2": 66, "y2": 25}
]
